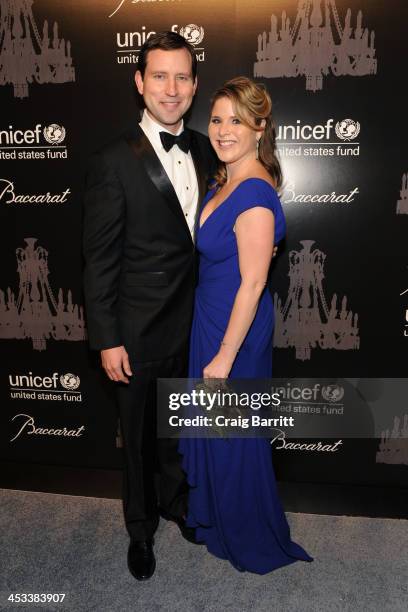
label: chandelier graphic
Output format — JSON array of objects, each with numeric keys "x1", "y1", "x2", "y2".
[
  {"x1": 376, "y1": 415, "x2": 408, "y2": 465},
  {"x1": 254, "y1": 0, "x2": 377, "y2": 92},
  {"x1": 0, "y1": 238, "x2": 86, "y2": 351},
  {"x1": 0, "y1": 0, "x2": 75, "y2": 99},
  {"x1": 397, "y1": 171, "x2": 408, "y2": 214},
  {"x1": 274, "y1": 240, "x2": 359, "y2": 360}
]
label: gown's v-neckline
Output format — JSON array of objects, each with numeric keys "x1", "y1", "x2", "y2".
[
  {"x1": 199, "y1": 187, "x2": 233, "y2": 230},
  {"x1": 198, "y1": 177, "x2": 275, "y2": 230}
]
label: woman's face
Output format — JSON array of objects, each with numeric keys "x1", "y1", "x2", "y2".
[{"x1": 208, "y1": 96, "x2": 258, "y2": 166}]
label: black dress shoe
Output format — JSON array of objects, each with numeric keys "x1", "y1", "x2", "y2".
[
  {"x1": 159, "y1": 508, "x2": 204, "y2": 545},
  {"x1": 127, "y1": 539, "x2": 156, "y2": 580}
]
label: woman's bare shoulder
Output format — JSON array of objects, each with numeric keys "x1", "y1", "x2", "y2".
[{"x1": 242, "y1": 172, "x2": 276, "y2": 190}]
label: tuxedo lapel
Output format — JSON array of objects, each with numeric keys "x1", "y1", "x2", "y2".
[
  {"x1": 125, "y1": 125, "x2": 192, "y2": 242},
  {"x1": 189, "y1": 129, "x2": 209, "y2": 235},
  {"x1": 189, "y1": 129, "x2": 207, "y2": 206}
]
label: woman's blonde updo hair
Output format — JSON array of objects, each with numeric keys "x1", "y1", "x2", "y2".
[{"x1": 210, "y1": 76, "x2": 282, "y2": 190}]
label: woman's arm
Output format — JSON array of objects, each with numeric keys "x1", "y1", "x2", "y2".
[{"x1": 203, "y1": 206, "x2": 275, "y2": 378}]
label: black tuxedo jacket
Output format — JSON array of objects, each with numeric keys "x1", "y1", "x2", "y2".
[{"x1": 83, "y1": 124, "x2": 217, "y2": 361}]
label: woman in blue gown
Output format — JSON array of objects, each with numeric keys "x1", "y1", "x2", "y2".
[{"x1": 179, "y1": 77, "x2": 313, "y2": 574}]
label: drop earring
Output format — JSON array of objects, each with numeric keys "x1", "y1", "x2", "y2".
[{"x1": 256, "y1": 139, "x2": 260, "y2": 159}]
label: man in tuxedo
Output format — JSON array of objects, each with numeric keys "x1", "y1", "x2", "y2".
[{"x1": 83, "y1": 32, "x2": 216, "y2": 580}]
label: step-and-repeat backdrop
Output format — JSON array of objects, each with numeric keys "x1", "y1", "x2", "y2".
[{"x1": 1, "y1": 0, "x2": 407, "y2": 486}]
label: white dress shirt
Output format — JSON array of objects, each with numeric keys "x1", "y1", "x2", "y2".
[{"x1": 139, "y1": 109, "x2": 199, "y2": 239}]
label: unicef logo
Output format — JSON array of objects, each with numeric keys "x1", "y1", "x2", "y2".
[
  {"x1": 179, "y1": 24, "x2": 204, "y2": 46},
  {"x1": 335, "y1": 119, "x2": 360, "y2": 141},
  {"x1": 60, "y1": 373, "x2": 80, "y2": 390},
  {"x1": 322, "y1": 384, "x2": 344, "y2": 403},
  {"x1": 43, "y1": 124, "x2": 66, "y2": 145}
]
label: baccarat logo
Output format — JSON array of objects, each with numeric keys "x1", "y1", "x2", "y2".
[
  {"x1": 10, "y1": 414, "x2": 85, "y2": 443},
  {"x1": 281, "y1": 181, "x2": 359, "y2": 205},
  {"x1": 0, "y1": 179, "x2": 71, "y2": 206}
]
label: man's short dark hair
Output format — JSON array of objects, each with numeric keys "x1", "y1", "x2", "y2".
[{"x1": 138, "y1": 31, "x2": 197, "y2": 80}]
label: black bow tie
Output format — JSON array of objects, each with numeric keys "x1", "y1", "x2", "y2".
[{"x1": 159, "y1": 130, "x2": 191, "y2": 153}]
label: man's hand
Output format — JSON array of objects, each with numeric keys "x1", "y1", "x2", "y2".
[{"x1": 101, "y1": 346, "x2": 132, "y2": 383}]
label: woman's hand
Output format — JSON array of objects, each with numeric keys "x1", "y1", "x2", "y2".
[{"x1": 203, "y1": 349, "x2": 235, "y2": 379}]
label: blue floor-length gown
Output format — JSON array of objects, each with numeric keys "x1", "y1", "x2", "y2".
[{"x1": 179, "y1": 178, "x2": 313, "y2": 574}]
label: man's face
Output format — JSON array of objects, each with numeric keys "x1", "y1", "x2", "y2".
[{"x1": 135, "y1": 48, "x2": 197, "y2": 133}]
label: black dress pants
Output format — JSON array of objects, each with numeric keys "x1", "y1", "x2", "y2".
[{"x1": 116, "y1": 350, "x2": 189, "y2": 541}]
